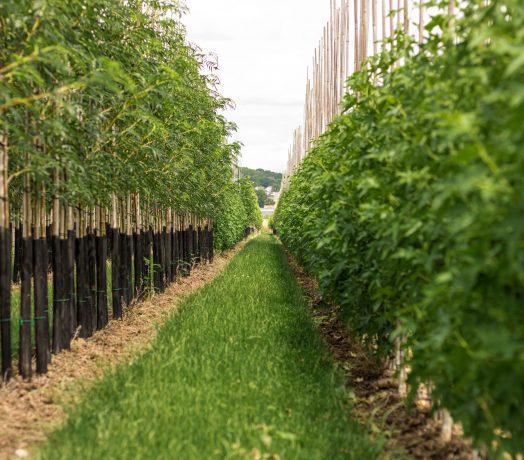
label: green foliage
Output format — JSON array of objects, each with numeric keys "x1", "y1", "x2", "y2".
[
  {"x1": 275, "y1": 0, "x2": 524, "y2": 454},
  {"x1": 213, "y1": 178, "x2": 262, "y2": 251},
  {"x1": 255, "y1": 188, "x2": 275, "y2": 208},
  {"x1": 39, "y1": 236, "x2": 382, "y2": 459},
  {"x1": 255, "y1": 188, "x2": 267, "y2": 208},
  {"x1": 239, "y1": 177, "x2": 263, "y2": 230},
  {"x1": 240, "y1": 167, "x2": 283, "y2": 192},
  {"x1": 0, "y1": 0, "x2": 237, "y2": 218},
  {"x1": 213, "y1": 183, "x2": 246, "y2": 251}
]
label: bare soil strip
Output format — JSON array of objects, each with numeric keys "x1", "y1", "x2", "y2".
[
  {"x1": 284, "y1": 248, "x2": 476, "y2": 460},
  {"x1": 0, "y1": 240, "x2": 248, "y2": 460}
]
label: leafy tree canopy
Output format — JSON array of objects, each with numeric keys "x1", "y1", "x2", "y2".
[{"x1": 240, "y1": 167, "x2": 282, "y2": 192}]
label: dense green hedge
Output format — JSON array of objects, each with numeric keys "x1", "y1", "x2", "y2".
[
  {"x1": 239, "y1": 177, "x2": 263, "y2": 231},
  {"x1": 275, "y1": 0, "x2": 524, "y2": 453},
  {"x1": 214, "y1": 178, "x2": 262, "y2": 251}
]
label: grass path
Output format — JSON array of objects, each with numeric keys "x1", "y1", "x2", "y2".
[{"x1": 39, "y1": 235, "x2": 383, "y2": 459}]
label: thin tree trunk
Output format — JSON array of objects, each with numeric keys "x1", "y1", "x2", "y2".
[
  {"x1": 34, "y1": 185, "x2": 49, "y2": 374},
  {"x1": 87, "y1": 207, "x2": 97, "y2": 334},
  {"x1": 0, "y1": 124, "x2": 11, "y2": 380},
  {"x1": 111, "y1": 194, "x2": 122, "y2": 319},
  {"x1": 52, "y1": 169, "x2": 62, "y2": 353},
  {"x1": 19, "y1": 154, "x2": 32, "y2": 380},
  {"x1": 134, "y1": 195, "x2": 143, "y2": 298},
  {"x1": 67, "y1": 205, "x2": 76, "y2": 338}
]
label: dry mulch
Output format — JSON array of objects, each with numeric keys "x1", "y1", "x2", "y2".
[
  {"x1": 284, "y1": 248, "x2": 477, "y2": 460},
  {"x1": 0, "y1": 240, "x2": 248, "y2": 460}
]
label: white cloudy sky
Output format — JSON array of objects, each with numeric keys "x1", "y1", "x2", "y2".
[{"x1": 183, "y1": 1, "x2": 332, "y2": 173}]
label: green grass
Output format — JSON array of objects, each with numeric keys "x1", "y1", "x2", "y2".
[{"x1": 38, "y1": 235, "x2": 383, "y2": 459}]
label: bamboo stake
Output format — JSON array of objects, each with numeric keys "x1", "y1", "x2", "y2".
[
  {"x1": 362, "y1": 0, "x2": 369, "y2": 65},
  {"x1": 382, "y1": 0, "x2": 387, "y2": 44},
  {"x1": 372, "y1": 0, "x2": 378, "y2": 55},
  {"x1": 389, "y1": 0, "x2": 394, "y2": 39},
  {"x1": 340, "y1": 1, "x2": 348, "y2": 98},
  {"x1": 19, "y1": 153, "x2": 32, "y2": 379},
  {"x1": 404, "y1": 0, "x2": 409, "y2": 34},
  {"x1": 354, "y1": 0, "x2": 360, "y2": 71},
  {"x1": 0, "y1": 120, "x2": 11, "y2": 380},
  {"x1": 397, "y1": 0, "x2": 402, "y2": 31},
  {"x1": 419, "y1": 0, "x2": 424, "y2": 43},
  {"x1": 323, "y1": 28, "x2": 328, "y2": 129},
  {"x1": 283, "y1": 0, "x2": 431, "y2": 187},
  {"x1": 329, "y1": 13, "x2": 333, "y2": 118},
  {"x1": 332, "y1": 2, "x2": 338, "y2": 115},
  {"x1": 448, "y1": 0, "x2": 455, "y2": 37}
]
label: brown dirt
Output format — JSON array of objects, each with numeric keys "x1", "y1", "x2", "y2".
[
  {"x1": 0, "y1": 240, "x2": 248, "y2": 460},
  {"x1": 283, "y1": 248, "x2": 478, "y2": 460}
]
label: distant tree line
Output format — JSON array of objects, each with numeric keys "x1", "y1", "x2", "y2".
[{"x1": 240, "y1": 168, "x2": 282, "y2": 192}]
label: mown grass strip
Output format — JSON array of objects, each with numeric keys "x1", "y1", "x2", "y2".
[{"x1": 39, "y1": 235, "x2": 383, "y2": 459}]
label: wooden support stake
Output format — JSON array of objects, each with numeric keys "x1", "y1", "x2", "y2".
[
  {"x1": 0, "y1": 122, "x2": 11, "y2": 380},
  {"x1": 19, "y1": 154, "x2": 32, "y2": 379}
]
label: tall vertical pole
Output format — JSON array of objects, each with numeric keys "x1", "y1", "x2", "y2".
[
  {"x1": 372, "y1": 0, "x2": 378, "y2": 55},
  {"x1": 354, "y1": 0, "x2": 360, "y2": 71},
  {"x1": 0, "y1": 118, "x2": 11, "y2": 380},
  {"x1": 404, "y1": 0, "x2": 409, "y2": 34},
  {"x1": 19, "y1": 153, "x2": 32, "y2": 379},
  {"x1": 389, "y1": 0, "x2": 394, "y2": 39},
  {"x1": 419, "y1": 0, "x2": 424, "y2": 43}
]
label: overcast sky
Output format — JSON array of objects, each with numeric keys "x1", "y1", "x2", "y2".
[{"x1": 183, "y1": 1, "x2": 332, "y2": 173}]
